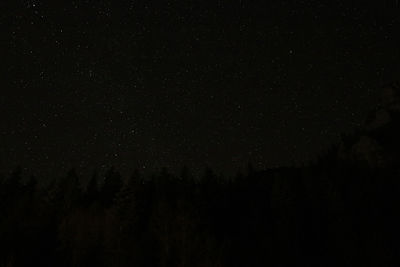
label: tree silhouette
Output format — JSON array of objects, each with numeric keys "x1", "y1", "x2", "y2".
[{"x1": 100, "y1": 166, "x2": 123, "y2": 207}]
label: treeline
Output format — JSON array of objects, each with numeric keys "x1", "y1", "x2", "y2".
[{"x1": 1, "y1": 156, "x2": 400, "y2": 267}]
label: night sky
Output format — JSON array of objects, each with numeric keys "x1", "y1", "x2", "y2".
[{"x1": 1, "y1": 1, "x2": 399, "y2": 177}]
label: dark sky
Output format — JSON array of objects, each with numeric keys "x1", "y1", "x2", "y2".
[{"x1": 1, "y1": 1, "x2": 399, "y2": 177}]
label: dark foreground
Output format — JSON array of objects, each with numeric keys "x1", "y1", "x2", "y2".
[{"x1": 1, "y1": 156, "x2": 400, "y2": 266}]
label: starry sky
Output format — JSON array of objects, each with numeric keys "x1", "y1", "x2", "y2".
[{"x1": 1, "y1": 1, "x2": 399, "y2": 177}]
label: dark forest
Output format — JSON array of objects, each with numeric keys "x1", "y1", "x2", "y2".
[{"x1": 1, "y1": 83, "x2": 400, "y2": 266}]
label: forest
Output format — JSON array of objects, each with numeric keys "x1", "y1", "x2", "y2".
[{"x1": 1, "y1": 83, "x2": 400, "y2": 267}]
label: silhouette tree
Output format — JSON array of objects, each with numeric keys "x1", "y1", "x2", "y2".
[
  {"x1": 58, "y1": 168, "x2": 81, "y2": 212},
  {"x1": 100, "y1": 166, "x2": 123, "y2": 207},
  {"x1": 83, "y1": 171, "x2": 100, "y2": 207}
]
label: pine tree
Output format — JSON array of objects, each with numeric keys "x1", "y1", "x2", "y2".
[
  {"x1": 100, "y1": 166, "x2": 123, "y2": 207},
  {"x1": 84, "y1": 171, "x2": 99, "y2": 207}
]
